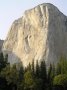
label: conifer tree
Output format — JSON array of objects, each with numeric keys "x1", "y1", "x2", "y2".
[
  {"x1": 31, "y1": 60, "x2": 35, "y2": 76},
  {"x1": 18, "y1": 65, "x2": 24, "y2": 90},
  {"x1": 40, "y1": 60, "x2": 47, "y2": 90},
  {"x1": 35, "y1": 60, "x2": 40, "y2": 78},
  {"x1": 47, "y1": 64, "x2": 53, "y2": 89},
  {"x1": 24, "y1": 69, "x2": 36, "y2": 90},
  {"x1": 0, "y1": 53, "x2": 6, "y2": 72}
]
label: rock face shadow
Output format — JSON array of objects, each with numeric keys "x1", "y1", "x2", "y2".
[
  {"x1": 3, "y1": 50, "x2": 22, "y2": 66},
  {"x1": 46, "y1": 9, "x2": 67, "y2": 66}
]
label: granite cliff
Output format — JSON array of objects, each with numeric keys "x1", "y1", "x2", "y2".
[{"x1": 2, "y1": 3, "x2": 67, "y2": 66}]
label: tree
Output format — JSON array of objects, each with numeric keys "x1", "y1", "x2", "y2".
[
  {"x1": 0, "y1": 53, "x2": 5, "y2": 72},
  {"x1": 18, "y1": 65, "x2": 24, "y2": 90},
  {"x1": 19, "y1": 66, "x2": 24, "y2": 82},
  {"x1": 0, "y1": 53, "x2": 9, "y2": 72},
  {"x1": 47, "y1": 64, "x2": 54, "y2": 89},
  {"x1": 53, "y1": 74, "x2": 67, "y2": 89},
  {"x1": 0, "y1": 77, "x2": 8, "y2": 90},
  {"x1": 56, "y1": 57, "x2": 67, "y2": 75},
  {"x1": 40, "y1": 60, "x2": 47, "y2": 89},
  {"x1": 4, "y1": 54, "x2": 9, "y2": 65},
  {"x1": 24, "y1": 70, "x2": 36, "y2": 90},
  {"x1": 0, "y1": 64, "x2": 19, "y2": 90},
  {"x1": 35, "y1": 78, "x2": 43, "y2": 90},
  {"x1": 35, "y1": 60, "x2": 40, "y2": 78},
  {"x1": 27, "y1": 63, "x2": 31, "y2": 71},
  {"x1": 31, "y1": 60, "x2": 35, "y2": 76}
]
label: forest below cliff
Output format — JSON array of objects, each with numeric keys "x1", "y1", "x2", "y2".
[{"x1": 0, "y1": 53, "x2": 67, "y2": 90}]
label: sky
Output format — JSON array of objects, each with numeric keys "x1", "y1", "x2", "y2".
[{"x1": 0, "y1": 0, "x2": 67, "y2": 40}]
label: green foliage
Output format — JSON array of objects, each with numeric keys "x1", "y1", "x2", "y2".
[
  {"x1": 40, "y1": 60, "x2": 47, "y2": 89},
  {"x1": 31, "y1": 60, "x2": 35, "y2": 75},
  {"x1": 0, "y1": 53, "x2": 67, "y2": 90},
  {"x1": 47, "y1": 64, "x2": 54, "y2": 89},
  {"x1": 35, "y1": 60, "x2": 40, "y2": 78},
  {"x1": 35, "y1": 78, "x2": 43, "y2": 90},
  {"x1": 56, "y1": 57, "x2": 67, "y2": 75},
  {"x1": 53, "y1": 74, "x2": 67, "y2": 87},
  {"x1": 0, "y1": 77, "x2": 7, "y2": 90},
  {"x1": 0, "y1": 53, "x2": 9, "y2": 72},
  {"x1": 4, "y1": 54, "x2": 9, "y2": 65},
  {"x1": 40, "y1": 60, "x2": 47, "y2": 79},
  {"x1": 0, "y1": 64, "x2": 19, "y2": 85},
  {"x1": 24, "y1": 70, "x2": 36, "y2": 90},
  {"x1": 19, "y1": 66, "x2": 24, "y2": 81}
]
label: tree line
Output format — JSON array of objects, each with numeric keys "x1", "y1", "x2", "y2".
[{"x1": 0, "y1": 52, "x2": 67, "y2": 90}]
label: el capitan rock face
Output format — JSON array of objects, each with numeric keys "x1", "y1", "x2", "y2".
[{"x1": 2, "y1": 3, "x2": 67, "y2": 66}]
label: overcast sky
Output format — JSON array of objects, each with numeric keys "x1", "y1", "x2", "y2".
[{"x1": 0, "y1": 0, "x2": 67, "y2": 39}]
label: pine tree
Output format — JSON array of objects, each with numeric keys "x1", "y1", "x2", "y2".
[
  {"x1": 19, "y1": 66, "x2": 24, "y2": 81},
  {"x1": 40, "y1": 60, "x2": 47, "y2": 90},
  {"x1": 27, "y1": 63, "x2": 31, "y2": 71},
  {"x1": 40, "y1": 60, "x2": 47, "y2": 79},
  {"x1": 31, "y1": 60, "x2": 35, "y2": 76},
  {"x1": 56, "y1": 57, "x2": 67, "y2": 75},
  {"x1": 0, "y1": 53, "x2": 6, "y2": 72},
  {"x1": 35, "y1": 60, "x2": 40, "y2": 78},
  {"x1": 24, "y1": 70, "x2": 36, "y2": 90},
  {"x1": 47, "y1": 64, "x2": 53, "y2": 90},
  {"x1": 18, "y1": 65, "x2": 24, "y2": 90},
  {"x1": 4, "y1": 54, "x2": 8, "y2": 64}
]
